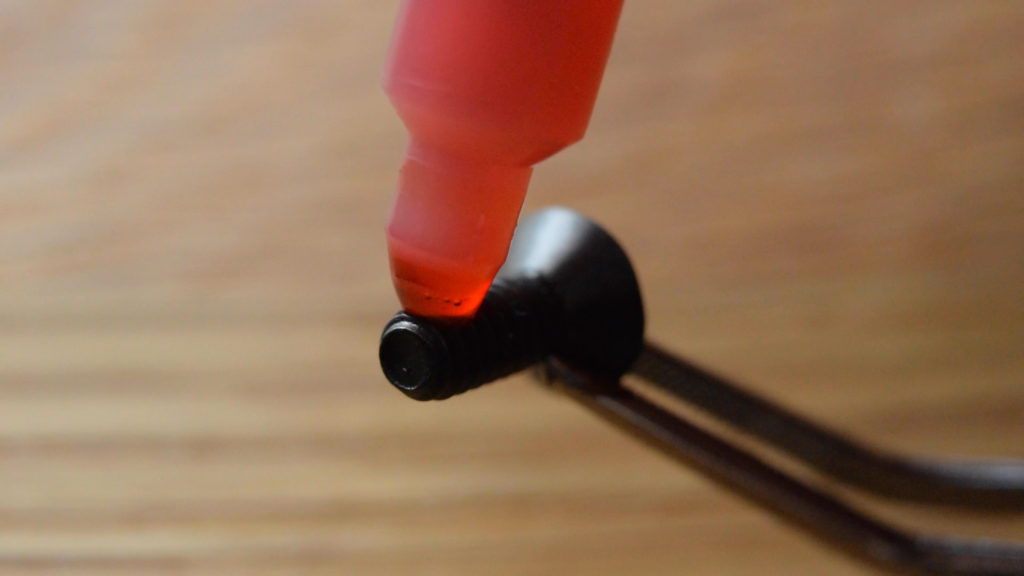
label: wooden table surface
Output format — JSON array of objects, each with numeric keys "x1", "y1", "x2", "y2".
[{"x1": 2, "y1": 2, "x2": 1022, "y2": 574}]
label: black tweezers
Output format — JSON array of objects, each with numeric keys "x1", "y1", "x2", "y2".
[
  {"x1": 540, "y1": 344, "x2": 1024, "y2": 575},
  {"x1": 380, "y1": 208, "x2": 1024, "y2": 574}
]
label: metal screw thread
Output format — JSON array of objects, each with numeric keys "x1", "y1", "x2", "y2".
[{"x1": 381, "y1": 276, "x2": 564, "y2": 400}]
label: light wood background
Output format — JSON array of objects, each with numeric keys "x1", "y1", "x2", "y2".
[{"x1": 2, "y1": 1, "x2": 1022, "y2": 574}]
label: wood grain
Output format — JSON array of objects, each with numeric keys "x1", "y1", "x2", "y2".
[{"x1": 1, "y1": 1, "x2": 1022, "y2": 574}]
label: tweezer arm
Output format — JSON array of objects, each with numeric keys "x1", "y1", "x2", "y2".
[
  {"x1": 543, "y1": 359, "x2": 1024, "y2": 576},
  {"x1": 633, "y1": 343, "x2": 1024, "y2": 509}
]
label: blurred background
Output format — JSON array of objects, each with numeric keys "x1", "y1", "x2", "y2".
[{"x1": 1, "y1": 1, "x2": 1022, "y2": 574}]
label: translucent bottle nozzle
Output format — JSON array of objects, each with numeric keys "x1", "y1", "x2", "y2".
[
  {"x1": 383, "y1": 0, "x2": 624, "y2": 319},
  {"x1": 387, "y1": 141, "x2": 532, "y2": 318}
]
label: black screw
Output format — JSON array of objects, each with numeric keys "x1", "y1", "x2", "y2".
[
  {"x1": 379, "y1": 207, "x2": 645, "y2": 401},
  {"x1": 380, "y1": 276, "x2": 563, "y2": 400}
]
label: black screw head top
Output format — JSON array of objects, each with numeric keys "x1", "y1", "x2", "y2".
[{"x1": 379, "y1": 207, "x2": 645, "y2": 401}]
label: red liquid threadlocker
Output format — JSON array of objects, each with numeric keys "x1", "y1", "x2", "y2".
[{"x1": 384, "y1": 0, "x2": 623, "y2": 319}]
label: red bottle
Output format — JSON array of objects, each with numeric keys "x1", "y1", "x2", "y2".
[{"x1": 384, "y1": 0, "x2": 623, "y2": 319}]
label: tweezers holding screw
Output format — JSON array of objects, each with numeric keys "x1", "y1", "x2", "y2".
[{"x1": 380, "y1": 207, "x2": 1024, "y2": 575}]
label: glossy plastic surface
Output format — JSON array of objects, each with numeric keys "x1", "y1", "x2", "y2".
[{"x1": 384, "y1": 0, "x2": 623, "y2": 318}]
